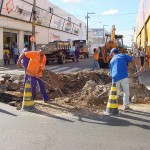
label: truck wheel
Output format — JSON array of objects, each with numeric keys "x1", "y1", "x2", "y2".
[{"x1": 57, "y1": 54, "x2": 66, "y2": 64}]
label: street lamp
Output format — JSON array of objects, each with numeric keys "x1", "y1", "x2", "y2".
[
  {"x1": 85, "y1": 12, "x2": 95, "y2": 42},
  {"x1": 103, "y1": 25, "x2": 108, "y2": 44}
]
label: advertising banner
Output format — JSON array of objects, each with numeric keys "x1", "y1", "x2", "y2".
[
  {"x1": 63, "y1": 20, "x2": 73, "y2": 33},
  {"x1": 31, "y1": 7, "x2": 52, "y2": 27},
  {"x1": 72, "y1": 24, "x2": 80, "y2": 35},
  {"x1": 50, "y1": 15, "x2": 64, "y2": 30},
  {"x1": 1, "y1": 0, "x2": 32, "y2": 22}
]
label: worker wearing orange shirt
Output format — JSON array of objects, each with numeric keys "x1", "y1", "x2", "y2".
[
  {"x1": 91, "y1": 48, "x2": 100, "y2": 70},
  {"x1": 17, "y1": 45, "x2": 50, "y2": 103}
]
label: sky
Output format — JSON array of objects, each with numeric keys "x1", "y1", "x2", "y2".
[{"x1": 48, "y1": 0, "x2": 140, "y2": 46}]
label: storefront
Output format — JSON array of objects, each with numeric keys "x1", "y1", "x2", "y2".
[
  {"x1": 0, "y1": 0, "x2": 86, "y2": 66},
  {"x1": 136, "y1": 0, "x2": 150, "y2": 67}
]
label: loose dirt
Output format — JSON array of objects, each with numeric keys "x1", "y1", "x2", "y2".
[{"x1": 0, "y1": 62, "x2": 150, "y2": 115}]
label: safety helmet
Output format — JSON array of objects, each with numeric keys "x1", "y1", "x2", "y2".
[{"x1": 39, "y1": 45, "x2": 49, "y2": 53}]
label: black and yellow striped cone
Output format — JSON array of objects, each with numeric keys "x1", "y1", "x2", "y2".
[
  {"x1": 22, "y1": 80, "x2": 34, "y2": 111},
  {"x1": 104, "y1": 82, "x2": 119, "y2": 116}
]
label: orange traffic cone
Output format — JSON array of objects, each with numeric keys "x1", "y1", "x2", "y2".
[
  {"x1": 104, "y1": 82, "x2": 119, "y2": 116},
  {"x1": 22, "y1": 80, "x2": 34, "y2": 111}
]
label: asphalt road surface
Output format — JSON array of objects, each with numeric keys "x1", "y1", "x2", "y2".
[
  {"x1": 0, "y1": 56, "x2": 95, "y2": 79},
  {"x1": 0, "y1": 56, "x2": 150, "y2": 150},
  {"x1": 0, "y1": 103, "x2": 150, "y2": 150}
]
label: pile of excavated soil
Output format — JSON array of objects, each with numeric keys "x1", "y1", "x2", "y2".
[{"x1": 0, "y1": 65, "x2": 150, "y2": 114}]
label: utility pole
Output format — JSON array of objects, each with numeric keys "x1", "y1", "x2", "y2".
[
  {"x1": 31, "y1": 0, "x2": 36, "y2": 51},
  {"x1": 85, "y1": 12, "x2": 95, "y2": 42}
]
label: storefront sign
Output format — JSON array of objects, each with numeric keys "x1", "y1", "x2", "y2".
[
  {"x1": 72, "y1": 24, "x2": 80, "y2": 35},
  {"x1": 50, "y1": 15, "x2": 64, "y2": 30},
  {"x1": 1, "y1": 0, "x2": 32, "y2": 22},
  {"x1": 63, "y1": 20, "x2": 73, "y2": 33},
  {"x1": 32, "y1": 7, "x2": 52, "y2": 27}
]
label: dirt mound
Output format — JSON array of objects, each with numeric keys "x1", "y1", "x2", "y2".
[{"x1": 0, "y1": 69, "x2": 150, "y2": 114}]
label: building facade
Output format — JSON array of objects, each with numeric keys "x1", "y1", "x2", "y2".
[
  {"x1": 88, "y1": 28, "x2": 107, "y2": 54},
  {"x1": 136, "y1": 0, "x2": 150, "y2": 67},
  {"x1": 0, "y1": 0, "x2": 86, "y2": 66}
]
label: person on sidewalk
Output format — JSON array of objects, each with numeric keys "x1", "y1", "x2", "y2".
[
  {"x1": 109, "y1": 48, "x2": 143, "y2": 110},
  {"x1": 91, "y1": 48, "x2": 100, "y2": 70},
  {"x1": 13, "y1": 45, "x2": 20, "y2": 64},
  {"x1": 17, "y1": 45, "x2": 50, "y2": 103},
  {"x1": 75, "y1": 46, "x2": 80, "y2": 63},
  {"x1": 3, "y1": 52, "x2": 9, "y2": 66},
  {"x1": 140, "y1": 48, "x2": 145, "y2": 67}
]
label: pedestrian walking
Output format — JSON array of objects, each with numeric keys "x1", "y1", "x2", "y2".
[
  {"x1": 17, "y1": 45, "x2": 50, "y2": 103},
  {"x1": 91, "y1": 48, "x2": 99, "y2": 70},
  {"x1": 109, "y1": 48, "x2": 143, "y2": 110},
  {"x1": 75, "y1": 46, "x2": 80, "y2": 62},
  {"x1": 140, "y1": 48, "x2": 145, "y2": 67},
  {"x1": 13, "y1": 45, "x2": 20, "y2": 64}
]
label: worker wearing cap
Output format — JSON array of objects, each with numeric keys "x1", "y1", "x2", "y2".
[
  {"x1": 109, "y1": 48, "x2": 143, "y2": 110},
  {"x1": 17, "y1": 45, "x2": 50, "y2": 103}
]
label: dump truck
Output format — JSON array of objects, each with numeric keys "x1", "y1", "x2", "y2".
[
  {"x1": 98, "y1": 25, "x2": 124, "y2": 67},
  {"x1": 37, "y1": 41, "x2": 75, "y2": 65},
  {"x1": 73, "y1": 40, "x2": 89, "y2": 59}
]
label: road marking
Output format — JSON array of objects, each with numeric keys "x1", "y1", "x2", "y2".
[
  {"x1": 64, "y1": 67, "x2": 80, "y2": 73},
  {"x1": 50, "y1": 67, "x2": 70, "y2": 72},
  {"x1": 46, "y1": 66, "x2": 60, "y2": 69},
  {"x1": 82, "y1": 68, "x2": 91, "y2": 71}
]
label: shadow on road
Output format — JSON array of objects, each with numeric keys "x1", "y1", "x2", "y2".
[
  {"x1": 33, "y1": 108, "x2": 74, "y2": 123},
  {"x1": 75, "y1": 109, "x2": 150, "y2": 130},
  {"x1": 0, "y1": 108, "x2": 17, "y2": 117}
]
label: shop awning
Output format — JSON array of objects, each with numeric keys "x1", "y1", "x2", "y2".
[{"x1": 147, "y1": 19, "x2": 150, "y2": 46}]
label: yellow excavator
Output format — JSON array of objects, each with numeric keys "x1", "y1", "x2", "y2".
[{"x1": 98, "y1": 25, "x2": 124, "y2": 67}]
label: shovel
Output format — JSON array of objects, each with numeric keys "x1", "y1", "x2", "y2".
[{"x1": 21, "y1": 66, "x2": 63, "y2": 95}]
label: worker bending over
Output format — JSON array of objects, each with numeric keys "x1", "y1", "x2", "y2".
[{"x1": 17, "y1": 45, "x2": 50, "y2": 103}]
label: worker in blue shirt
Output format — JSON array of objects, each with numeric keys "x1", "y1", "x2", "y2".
[{"x1": 109, "y1": 48, "x2": 143, "y2": 110}]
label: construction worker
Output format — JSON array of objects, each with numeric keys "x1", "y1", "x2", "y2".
[
  {"x1": 109, "y1": 48, "x2": 143, "y2": 110},
  {"x1": 91, "y1": 48, "x2": 99, "y2": 70},
  {"x1": 17, "y1": 45, "x2": 50, "y2": 103}
]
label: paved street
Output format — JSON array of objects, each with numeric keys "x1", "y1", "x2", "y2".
[
  {"x1": 0, "y1": 56, "x2": 94, "y2": 80},
  {"x1": 0, "y1": 56, "x2": 150, "y2": 150},
  {"x1": 0, "y1": 103, "x2": 150, "y2": 150}
]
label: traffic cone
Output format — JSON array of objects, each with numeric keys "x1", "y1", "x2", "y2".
[
  {"x1": 22, "y1": 80, "x2": 34, "y2": 111},
  {"x1": 104, "y1": 82, "x2": 119, "y2": 116}
]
